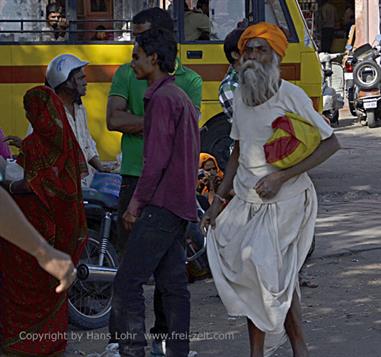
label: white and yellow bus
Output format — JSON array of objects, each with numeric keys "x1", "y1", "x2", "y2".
[{"x1": 0, "y1": 0, "x2": 322, "y2": 163}]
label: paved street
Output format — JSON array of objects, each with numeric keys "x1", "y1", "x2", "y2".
[{"x1": 67, "y1": 111, "x2": 381, "y2": 357}]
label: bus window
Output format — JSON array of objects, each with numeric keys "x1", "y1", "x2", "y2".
[
  {"x1": 111, "y1": 0, "x2": 171, "y2": 41},
  {"x1": 264, "y1": 0, "x2": 298, "y2": 42},
  {"x1": 0, "y1": 0, "x2": 172, "y2": 43},
  {"x1": 183, "y1": 0, "x2": 246, "y2": 42},
  {"x1": 116, "y1": 0, "x2": 170, "y2": 20}
]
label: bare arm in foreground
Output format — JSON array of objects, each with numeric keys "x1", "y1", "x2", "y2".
[
  {"x1": 106, "y1": 96, "x2": 144, "y2": 134},
  {"x1": 0, "y1": 186, "x2": 76, "y2": 293}
]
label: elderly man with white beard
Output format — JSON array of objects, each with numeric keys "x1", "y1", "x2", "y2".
[{"x1": 201, "y1": 23, "x2": 340, "y2": 357}]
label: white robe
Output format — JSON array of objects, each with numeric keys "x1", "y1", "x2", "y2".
[{"x1": 207, "y1": 185, "x2": 317, "y2": 356}]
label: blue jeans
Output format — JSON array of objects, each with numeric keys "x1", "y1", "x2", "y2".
[{"x1": 111, "y1": 205, "x2": 190, "y2": 357}]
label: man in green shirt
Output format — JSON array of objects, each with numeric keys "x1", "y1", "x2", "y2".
[{"x1": 106, "y1": 7, "x2": 202, "y2": 357}]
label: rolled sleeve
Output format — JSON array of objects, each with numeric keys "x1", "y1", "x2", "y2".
[
  {"x1": 108, "y1": 65, "x2": 130, "y2": 100},
  {"x1": 298, "y1": 97, "x2": 334, "y2": 140}
]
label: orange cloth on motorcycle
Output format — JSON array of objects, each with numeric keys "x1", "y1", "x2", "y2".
[{"x1": 238, "y1": 22, "x2": 288, "y2": 58}]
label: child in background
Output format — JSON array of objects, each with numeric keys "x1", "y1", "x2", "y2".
[{"x1": 197, "y1": 153, "x2": 224, "y2": 206}]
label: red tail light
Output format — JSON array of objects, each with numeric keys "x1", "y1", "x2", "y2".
[{"x1": 345, "y1": 61, "x2": 353, "y2": 73}]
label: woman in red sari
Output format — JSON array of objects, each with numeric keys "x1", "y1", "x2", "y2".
[{"x1": 0, "y1": 86, "x2": 88, "y2": 356}]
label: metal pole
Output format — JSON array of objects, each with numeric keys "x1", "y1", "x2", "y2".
[
  {"x1": 366, "y1": 0, "x2": 369, "y2": 43},
  {"x1": 66, "y1": 0, "x2": 77, "y2": 42}
]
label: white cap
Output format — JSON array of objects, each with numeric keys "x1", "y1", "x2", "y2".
[{"x1": 46, "y1": 54, "x2": 88, "y2": 89}]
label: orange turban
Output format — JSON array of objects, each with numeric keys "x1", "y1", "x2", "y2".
[{"x1": 238, "y1": 22, "x2": 288, "y2": 58}]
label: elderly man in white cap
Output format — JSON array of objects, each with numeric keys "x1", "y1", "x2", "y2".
[
  {"x1": 45, "y1": 54, "x2": 110, "y2": 185},
  {"x1": 202, "y1": 22, "x2": 340, "y2": 357},
  {"x1": 5, "y1": 54, "x2": 109, "y2": 185}
]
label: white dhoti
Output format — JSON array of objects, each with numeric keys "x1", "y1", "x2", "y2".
[{"x1": 207, "y1": 185, "x2": 318, "y2": 356}]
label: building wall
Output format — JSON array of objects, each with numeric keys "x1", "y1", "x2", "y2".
[{"x1": 355, "y1": 0, "x2": 380, "y2": 46}]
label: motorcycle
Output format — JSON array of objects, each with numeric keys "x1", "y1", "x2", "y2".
[
  {"x1": 319, "y1": 52, "x2": 345, "y2": 125},
  {"x1": 69, "y1": 183, "x2": 209, "y2": 330},
  {"x1": 349, "y1": 34, "x2": 381, "y2": 128},
  {"x1": 68, "y1": 187, "x2": 119, "y2": 330}
]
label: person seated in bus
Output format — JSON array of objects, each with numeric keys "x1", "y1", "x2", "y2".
[
  {"x1": 91, "y1": 25, "x2": 108, "y2": 41},
  {"x1": 184, "y1": 0, "x2": 210, "y2": 41},
  {"x1": 41, "y1": 3, "x2": 69, "y2": 41}
]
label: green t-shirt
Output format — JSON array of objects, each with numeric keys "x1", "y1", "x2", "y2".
[{"x1": 109, "y1": 59, "x2": 202, "y2": 176}]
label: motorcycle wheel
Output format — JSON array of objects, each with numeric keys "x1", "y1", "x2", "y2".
[
  {"x1": 353, "y1": 60, "x2": 381, "y2": 90},
  {"x1": 68, "y1": 229, "x2": 119, "y2": 330},
  {"x1": 185, "y1": 223, "x2": 210, "y2": 283},
  {"x1": 331, "y1": 110, "x2": 339, "y2": 125},
  {"x1": 367, "y1": 110, "x2": 377, "y2": 128},
  {"x1": 349, "y1": 102, "x2": 357, "y2": 117},
  {"x1": 347, "y1": 88, "x2": 357, "y2": 116}
]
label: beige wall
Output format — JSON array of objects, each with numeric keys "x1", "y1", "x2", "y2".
[{"x1": 355, "y1": 0, "x2": 380, "y2": 47}]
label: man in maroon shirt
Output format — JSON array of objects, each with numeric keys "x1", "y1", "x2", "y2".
[{"x1": 111, "y1": 28, "x2": 200, "y2": 357}]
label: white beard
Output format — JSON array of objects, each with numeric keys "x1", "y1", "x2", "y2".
[{"x1": 238, "y1": 53, "x2": 281, "y2": 107}]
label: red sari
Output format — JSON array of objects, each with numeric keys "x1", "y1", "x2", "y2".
[{"x1": 0, "y1": 86, "x2": 88, "y2": 356}]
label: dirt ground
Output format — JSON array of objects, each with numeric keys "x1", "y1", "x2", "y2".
[{"x1": 67, "y1": 113, "x2": 381, "y2": 357}]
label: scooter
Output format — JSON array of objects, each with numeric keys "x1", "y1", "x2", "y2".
[
  {"x1": 319, "y1": 52, "x2": 345, "y2": 125},
  {"x1": 351, "y1": 35, "x2": 381, "y2": 128}
]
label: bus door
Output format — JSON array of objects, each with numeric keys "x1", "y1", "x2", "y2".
[
  {"x1": 255, "y1": 0, "x2": 322, "y2": 109},
  {"x1": 177, "y1": 0, "x2": 250, "y2": 126}
]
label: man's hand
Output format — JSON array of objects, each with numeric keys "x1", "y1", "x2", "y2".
[
  {"x1": 35, "y1": 246, "x2": 76, "y2": 293},
  {"x1": 123, "y1": 210, "x2": 137, "y2": 232},
  {"x1": 58, "y1": 16, "x2": 69, "y2": 30},
  {"x1": 3, "y1": 136, "x2": 22, "y2": 149},
  {"x1": 200, "y1": 199, "x2": 224, "y2": 233},
  {"x1": 255, "y1": 171, "x2": 285, "y2": 200},
  {"x1": 99, "y1": 165, "x2": 113, "y2": 173},
  {"x1": 100, "y1": 161, "x2": 119, "y2": 173}
]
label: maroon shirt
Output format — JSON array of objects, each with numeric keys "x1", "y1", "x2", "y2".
[{"x1": 128, "y1": 76, "x2": 200, "y2": 221}]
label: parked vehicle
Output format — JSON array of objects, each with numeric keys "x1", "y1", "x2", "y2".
[
  {"x1": 319, "y1": 52, "x2": 345, "y2": 125},
  {"x1": 69, "y1": 187, "x2": 208, "y2": 330},
  {"x1": 350, "y1": 35, "x2": 381, "y2": 128},
  {"x1": 68, "y1": 187, "x2": 119, "y2": 330},
  {"x1": 0, "y1": 0, "x2": 323, "y2": 168}
]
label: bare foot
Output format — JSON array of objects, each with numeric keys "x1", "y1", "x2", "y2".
[{"x1": 293, "y1": 344, "x2": 309, "y2": 357}]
